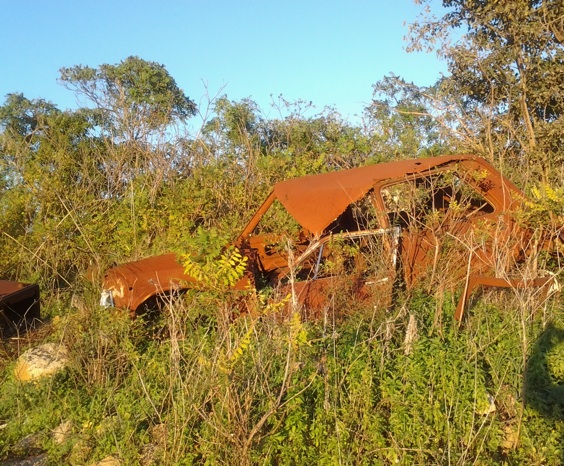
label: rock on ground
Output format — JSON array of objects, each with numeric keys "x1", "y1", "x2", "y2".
[{"x1": 14, "y1": 343, "x2": 69, "y2": 382}]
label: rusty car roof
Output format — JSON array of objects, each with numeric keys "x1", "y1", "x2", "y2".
[{"x1": 265, "y1": 154, "x2": 518, "y2": 236}]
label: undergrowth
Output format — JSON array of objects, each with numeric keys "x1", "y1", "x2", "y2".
[{"x1": 0, "y1": 286, "x2": 562, "y2": 465}]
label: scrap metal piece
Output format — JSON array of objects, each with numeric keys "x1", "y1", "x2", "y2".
[
  {"x1": 0, "y1": 280, "x2": 40, "y2": 337},
  {"x1": 454, "y1": 274, "x2": 557, "y2": 322}
]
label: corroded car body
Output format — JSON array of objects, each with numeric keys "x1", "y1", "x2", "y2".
[
  {"x1": 101, "y1": 155, "x2": 561, "y2": 320},
  {"x1": 0, "y1": 280, "x2": 40, "y2": 336}
]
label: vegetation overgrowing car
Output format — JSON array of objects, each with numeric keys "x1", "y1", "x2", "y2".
[{"x1": 100, "y1": 154, "x2": 562, "y2": 321}]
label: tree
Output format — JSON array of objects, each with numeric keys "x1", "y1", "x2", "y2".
[
  {"x1": 59, "y1": 56, "x2": 197, "y2": 143},
  {"x1": 0, "y1": 94, "x2": 111, "y2": 283},
  {"x1": 0, "y1": 56, "x2": 199, "y2": 283},
  {"x1": 405, "y1": 0, "x2": 564, "y2": 183},
  {"x1": 365, "y1": 75, "x2": 451, "y2": 160}
]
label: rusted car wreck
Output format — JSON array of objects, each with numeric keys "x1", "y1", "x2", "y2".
[
  {"x1": 0, "y1": 280, "x2": 40, "y2": 337},
  {"x1": 101, "y1": 154, "x2": 561, "y2": 320}
]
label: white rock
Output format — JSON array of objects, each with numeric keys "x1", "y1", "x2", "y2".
[
  {"x1": 52, "y1": 419, "x2": 73, "y2": 445},
  {"x1": 14, "y1": 343, "x2": 69, "y2": 382}
]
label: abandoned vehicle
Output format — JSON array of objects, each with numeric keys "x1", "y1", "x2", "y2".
[
  {"x1": 100, "y1": 154, "x2": 561, "y2": 321},
  {"x1": 0, "y1": 280, "x2": 40, "y2": 337}
]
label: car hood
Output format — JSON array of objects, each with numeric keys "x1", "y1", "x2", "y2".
[{"x1": 102, "y1": 253, "x2": 197, "y2": 310}]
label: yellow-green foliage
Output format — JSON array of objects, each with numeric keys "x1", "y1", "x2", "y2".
[
  {"x1": 178, "y1": 226, "x2": 248, "y2": 292},
  {"x1": 182, "y1": 246, "x2": 248, "y2": 290},
  {"x1": 524, "y1": 183, "x2": 564, "y2": 226}
]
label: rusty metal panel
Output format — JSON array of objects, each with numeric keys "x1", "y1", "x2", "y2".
[
  {"x1": 269, "y1": 155, "x2": 520, "y2": 237},
  {"x1": 454, "y1": 274, "x2": 556, "y2": 322},
  {"x1": 101, "y1": 253, "x2": 196, "y2": 311},
  {"x1": 0, "y1": 280, "x2": 40, "y2": 337}
]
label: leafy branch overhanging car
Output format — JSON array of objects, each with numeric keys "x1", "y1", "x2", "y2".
[{"x1": 100, "y1": 155, "x2": 562, "y2": 321}]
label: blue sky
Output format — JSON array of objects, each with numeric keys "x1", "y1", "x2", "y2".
[{"x1": 1, "y1": 0, "x2": 448, "y2": 123}]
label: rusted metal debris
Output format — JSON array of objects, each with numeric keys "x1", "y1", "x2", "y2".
[
  {"x1": 101, "y1": 154, "x2": 562, "y2": 321},
  {"x1": 0, "y1": 280, "x2": 40, "y2": 337}
]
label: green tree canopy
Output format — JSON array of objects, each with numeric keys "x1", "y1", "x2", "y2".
[
  {"x1": 403, "y1": 0, "x2": 564, "y2": 182},
  {"x1": 59, "y1": 56, "x2": 197, "y2": 143},
  {"x1": 366, "y1": 75, "x2": 450, "y2": 159}
]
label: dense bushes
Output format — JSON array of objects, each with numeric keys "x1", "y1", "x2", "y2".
[{"x1": 1, "y1": 288, "x2": 562, "y2": 464}]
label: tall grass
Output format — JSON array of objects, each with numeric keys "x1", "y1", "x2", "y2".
[{"x1": 0, "y1": 278, "x2": 562, "y2": 465}]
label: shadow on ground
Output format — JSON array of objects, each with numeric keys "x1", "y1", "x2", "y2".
[{"x1": 524, "y1": 321, "x2": 564, "y2": 461}]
